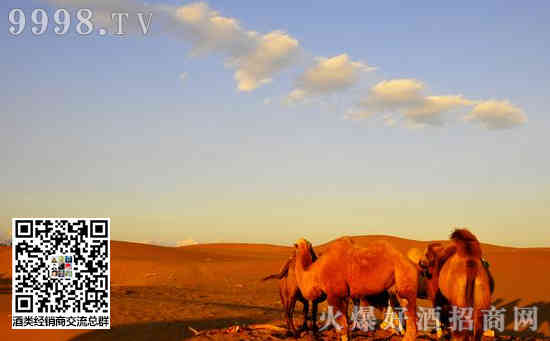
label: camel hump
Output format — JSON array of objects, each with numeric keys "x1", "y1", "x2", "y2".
[
  {"x1": 450, "y1": 228, "x2": 482, "y2": 258},
  {"x1": 333, "y1": 236, "x2": 354, "y2": 245},
  {"x1": 341, "y1": 236, "x2": 354, "y2": 243},
  {"x1": 450, "y1": 229, "x2": 478, "y2": 242},
  {"x1": 327, "y1": 236, "x2": 354, "y2": 251}
]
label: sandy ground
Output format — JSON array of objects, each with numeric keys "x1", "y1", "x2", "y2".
[{"x1": 1, "y1": 235, "x2": 549, "y2": 340}]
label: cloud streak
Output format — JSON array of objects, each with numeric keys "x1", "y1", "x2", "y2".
[
  {"x1": 162, "y1": 2, "x2": 301, "y2": 91},
  {"x1": 167, "y1": 2, "x2": 301, "y2": 91},
  {"x1": 287, "y1": 54, "x2": 374, "y2": 102},
  {"x1": 232, "y1": 31, "x2": 299, "y2": 91},
  {"x1": 42, "y1": 0, "x2": 527, "y2": 129},
  {"x1": 465, "y1": 100, "x2": 527, "y2": 130},
  {"x1": 348, "y1": 79, "x2": 525, "y2": 129},
  {"x1": 44, "y1": 1, "x2": 300, "y2": 92}
]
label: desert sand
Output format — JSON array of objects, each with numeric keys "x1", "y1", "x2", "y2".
[{"x1": 1, "y1": 235, "x2": 549, "y2": 340}]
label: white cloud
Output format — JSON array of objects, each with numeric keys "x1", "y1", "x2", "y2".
[
  {"x1": 368, "y1": 79, "x2": 425, "y2": 105},
  {"x1": 465, "y1": 100, "x2": 527, "y2": 130},
  {"x1": 172, "y1": 2, "x2": 253, "y2": 56},
  {"x1": 407, "y1": 95, "x2": 474, "y2": 125},
  {"x1": 44, "y1": 1, "x2": 300, "y2": 92},
  {"x1": 350, "y1": 79, "x2": 475, "y2": 126},
  {"x1": 179, "y1": 72, "x2": 187, "y2": 80},
  {"x1": 408, "y1": 95, "x2": 473, "y2": 117},
  {"x1": 170, "y1": 3, "x2": 299, "y2": 91},
  {"x1": 232, "y1": 31, "x2": 299, "y2": 91},
  {"x1": 350, "y1": 81, "x2": 527, "y2": 129},
  {"x1": 42, "y1": 1, "x2": 527, "y2": 129},
  {"x1": 288, "y1": 54, "x2": 373, "y2": 102}
]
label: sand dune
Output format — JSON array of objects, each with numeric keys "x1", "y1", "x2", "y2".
[{"x1": 1, "y1": 236, "x2": 549, "y2": 340}]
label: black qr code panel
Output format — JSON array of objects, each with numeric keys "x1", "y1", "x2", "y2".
[{"x1": 12, "y1": 218, "x2": 110, "y2": 329}]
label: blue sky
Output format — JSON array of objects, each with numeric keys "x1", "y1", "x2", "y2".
[{"x1": 2, "y1": 1, "x2": 549, "y2": 247}]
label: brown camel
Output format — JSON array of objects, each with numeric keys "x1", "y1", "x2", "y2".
[
  {"x1": 294, "y1": 237, "x2": 418, "y2": 341},
  {"x1": 262, "y1": 249, "x2": 325, "y2": 337},
  {"x1": 408, "y1": 247, "x2": 442, "y2": 302},
  {"x1": 419, "y1": 229, "x2": 492, "y2": 341},
  {"x1": 419, "y1": 243, "x2": 495, "y2": 297},
  {"x1": 374, "y1": 248, "x2": 443, "y2": 336}
]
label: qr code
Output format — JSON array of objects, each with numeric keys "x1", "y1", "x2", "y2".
[{"x1": 11, "y1": 218, "x2": 110, "y2": 329}]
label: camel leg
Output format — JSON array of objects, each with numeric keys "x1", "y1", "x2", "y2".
[
  {"x1": 434, "y1": 314, "x2": 443, "y2": 338},
  {"x1": 311, "y1": 300, "x2": 319, "y2": 335},
  {"x1": 380, "y1": 303, "x2": 393, "y2": 330},
  {"x1": 280, "y1": 287, "x2": 291, "y2": 335},
  {"x1": 329, "y1": 297, "x2": 350, "y2": 341},
  {"x1": 300, "y1": 300, "x2": 309, "y2": 332},
  {"x1": 287, "y1": 294, "x2": 298, "y2": 337},
  {"x1": 472, "y1": 308, "x2": 483, "y2": 341},
  {"x1": 279, "y1": 284, "x2": 292, "y2": 335},
  {"x1": 381, "y1": 295, "x2": 404, "y2": 335},
  {"x1": 401, "y1": 295, "x2": 418, "y2": 341},
  {"x1": 435, "y1": 290, "x2": 451, "y2": 338},
  {"x1": 394, "y1": 296, "x2": 406, "y2": 335}
]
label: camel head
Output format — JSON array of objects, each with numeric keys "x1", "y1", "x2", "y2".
[
  {"x1": 418, "y1": 243, "x2": 443, "y2": 279},
  {"x1": 294, "y1": 238, "x2": 315, "y2": 264},
  {"x1": 294, "y1": 238, "x2": 312, "y2": 251}
]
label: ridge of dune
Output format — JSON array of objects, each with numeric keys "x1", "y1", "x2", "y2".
[{"x1": 122, "y1": 234, "x2": 549, "y2": 252}]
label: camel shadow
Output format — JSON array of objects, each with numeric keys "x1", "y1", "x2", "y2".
[
  {"x1": 69, "y1": 316, "x2": 277, "y2": 341},
  {"x1": 491, "y1": 297, "x2": 549, "y2": 338}
]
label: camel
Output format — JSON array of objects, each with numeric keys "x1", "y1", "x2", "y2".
[
  {"x1": 418, "y1": 243, "x2": 494, "y2": 297},
  {"x1": 419, "y1": 229, "x2": 493, "y2": 341},
  {"x1": 374, "y1": 247, "x2": 442, "y2": 336},
  {"x1": 262, "y1": 249, "x2": 325, "y2": 336},
  {"x1": 375, "y1": 247, "x2": 446, "y2": 337},
  {"x1": 408, "y1": 247, "x2": 441, "y2": 302},
  {"x1": 293, "y1": 237, "x2": 418, "y2": 341}
]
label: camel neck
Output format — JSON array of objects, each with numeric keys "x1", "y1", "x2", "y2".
[{"x1": 295, "y1": 248, "x2": 312, "y2": 275}]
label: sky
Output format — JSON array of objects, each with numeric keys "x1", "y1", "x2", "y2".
[{"x1": 2, "y1": 0, "x2": 549, "y2": 247}]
